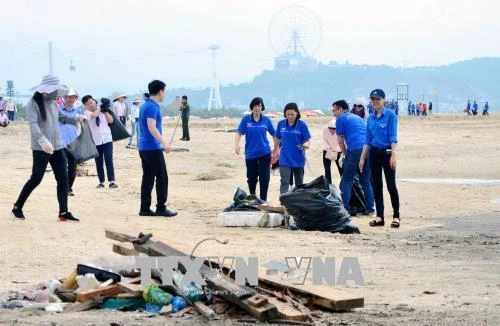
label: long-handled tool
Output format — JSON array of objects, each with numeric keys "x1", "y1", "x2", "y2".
[{"x1": 169, "y1": 114, "x2": 182, "y2": 145}]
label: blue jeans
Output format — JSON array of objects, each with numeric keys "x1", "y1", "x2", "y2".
[
  {"x1": 340, "y1": 149, "x2": 374, "y2": 212},
  {"x1": 129, "y1": 119, "x2": 139, "y2": 146},
  {"x1": 7, "y1": 111, "x2": 15, "y2": 121},
  {"x1": 95, "y1": 142, "x2": 115, "y2": 183}
]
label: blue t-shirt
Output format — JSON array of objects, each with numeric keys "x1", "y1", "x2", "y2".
[
  {"x1": 237, "y1": 114, "x2": 276, "y2": 160},
  {"x1": 275, "y1": 119, "x2": 311, "y2": 168},
  {"x1": 138, "y1": 99, "x2": 163, "y2": 151},
  {"x1": 366, "y1": 108, "x2": 398, "y2": 148},
  {"x1": 335, "y1": 112, "x2": 366, "y2": 151}
]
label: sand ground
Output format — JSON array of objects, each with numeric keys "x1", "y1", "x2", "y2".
[{"x1": 0, "y1": 114, "x2": 499, "y2": 325}]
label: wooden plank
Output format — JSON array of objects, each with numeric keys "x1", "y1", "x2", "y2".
[
  {"x1": 112, "y1": 243, "x2": 137, "y2": 256},
  {"x1": 267, "y1": 297, "x2": 307, "y2": 321},
  {"x1": 116, "y1": 293, "x2": 141, "y2": 299},
  {"x1": 258, "y1": 271, "x2": 364, "y2": 311},
  {"x1": 76, "y1": 284, "x2": 124, "y2": 302},
  {"x1": 117, "y1": 283, "x2": 143, "y2": 296},
  {"x1": 257, "y1": 204, "x2": 285, "y2": 214},
  {"x1": 63, "y1": 298, "x2": 102, "y2": 313},
  {"x1": 105, "y1": 230, "x2": 137, "y2": 242},
  {"x1": 248, "y1": 294, "x2": 268, "y2": 307}
]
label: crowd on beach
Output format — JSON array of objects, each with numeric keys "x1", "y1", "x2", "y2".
[{"x1": 8, "y1": 74, "x2": 400, "y2": 229}]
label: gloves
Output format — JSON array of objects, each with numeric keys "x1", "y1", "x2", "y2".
[{"x1": 338, "y1": 154, "x2": 345, "y2": 168}]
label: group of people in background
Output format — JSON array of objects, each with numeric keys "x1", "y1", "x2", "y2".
[
  {"x1": 235, "y1": 89, "x2": 401, "y2": 228},
  {"x1": 407, "y1": 101, "x2": 433, "y2": 116},
  {"x1": 0, "y1": 96, "x2": 17, "y2": 126},
  {"x1": 10, "y1": 75, "x2": 178, "y2": 222},
  {"x1": 465, "y1": 100, "x2": 489, "y2": 116}
]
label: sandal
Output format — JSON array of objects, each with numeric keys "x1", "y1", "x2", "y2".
[
  {"x1": 369, "y1": 218, "x2": 384, "y2": 227},
  {"x1": 391, "y1": 218, "x2": 400, "y2": 228}
]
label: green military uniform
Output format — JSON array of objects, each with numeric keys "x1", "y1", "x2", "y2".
[{"x1": 180, "y1": 104, "x2": 190, "y2": 141}]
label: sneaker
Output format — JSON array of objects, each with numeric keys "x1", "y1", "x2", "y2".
[
  {"x1": 96, "y1": 183, "x2": 105, "y2": 188},
  {"x1": 139, "y1": 209, "x2": 156, "y2": 216},
  {"x1": 68, "y1": 189, "x2": 75, "y2": 196},
  {"x1": 59, "y1": 211, "x2": 80, "y2": 222},
  {"x1": 155, "y1": 208, "x2": 177, "y2": 217},
  {"x1": 10, "y1": 205, "x2": 25, "y2": 220},
  {"x1": 109, "y1": 183, "x2": 118, "y2": 188}
]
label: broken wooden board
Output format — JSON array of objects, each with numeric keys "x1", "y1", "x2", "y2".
[
  {"x1": 64, "y1": 298, "x2": 103, "y2": 313},
  {"x1": 247, "y1": 294, "x2": 268, "y2": 307},
  {"x1": 267, "y1": 297, "x2": 308, "y2": 321},
  {"x1": 117, "y1": 282, "x2": 143, "y2": 296},
  {"x1": 112, "y1": 243, "x2": 137, "y2": 256},
  {"x1": 258, "y1": 271, "x2": 363, "y2": 311},
  {"x1": 137, "y1": 235, "x2": 364, "y2": 311},
  {"x1": 76, "y1": 284, "x2": 124, "y2": 302}
]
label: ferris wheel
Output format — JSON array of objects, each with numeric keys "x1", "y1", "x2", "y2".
[{"x1": 268, "y1": 6, "x2": 322, "y2": 58}]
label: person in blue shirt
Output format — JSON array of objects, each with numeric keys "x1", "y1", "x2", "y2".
[
  {"x1": 137, "y1": 80, "x2": 177, "y2": 217},
  {"x1": 411, "y1": 102, "x2": 416, "y2": 115},
  {"x1": 407, "y1": 101, "x2": 412, "y2": 116},
  {"x1": 483, "y1": 101, "x2": 489, "y2": 116},
  {"x1": 466, "y1": 100, "x2": 471, "y2": 116},
  {"x1": 360, "y1": 89, "x2": 400, "y2": 228},
  {"x1": 472, "y1": 101, "x2": 479, "y2": 116},
  {"x1": 333, "y1": 100, "x2": 375, "y2": 216},
  {"x1": 58, "y1": 88, "x2": 83, "y2": 196},
  {"x1": 235, "y1": 97, "x2": 276, "y2": 201},
  {"x1": 274, "y1": 103, "x2": 311, "y2": 195}
]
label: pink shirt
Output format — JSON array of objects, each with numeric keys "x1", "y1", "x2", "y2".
[{"x1": 323, "y1": 126, "x2": 341, "y2": 160}]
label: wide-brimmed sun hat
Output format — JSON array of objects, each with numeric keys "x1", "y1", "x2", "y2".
[
  {"x1": 113, "y1": 93, "x2": 127, "y2": 101},
  {"x1": 133, "y1": 97, "x2": 141, "y2": 104},
  {"x1": 30, "y1": 75, "x2": 69, "y2": 96},
  {"x1": 328, "y1": 118, "x2": 336, "y2": 129},
  {"x1": 65, "y1": 88, "x2": 79, "y2": 98}
]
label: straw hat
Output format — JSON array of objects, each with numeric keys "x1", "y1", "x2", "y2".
[
  {"x1": 30, "y1": 75, "x2": 69, "y2": 96},
  {"x1": 113, "y1": 93, "x2": 127, "y2": 101},
  {"x1": 133, "y1": 97, "x2": 141, "y2": 104},
  {"x1": 354, "y1": 97, "x2": 366, "y2": 107}
]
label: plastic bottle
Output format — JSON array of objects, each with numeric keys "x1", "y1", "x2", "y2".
[{"x1": 172, "y1": 270, "x2": 202, "y2": 302}]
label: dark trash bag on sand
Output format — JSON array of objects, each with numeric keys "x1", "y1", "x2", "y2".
[
  {"x1": 223, "y1": 187, "x2": 266, "y2": 212},
  {"x1": 66, "y1": 121, "x2": 99, "y2": 164},
  {"x1": 108, "y1": 110, "x2": 131, "y2": 141},
  {"x1": 280, "y1": 176, "x2": 360, "y2": 234}
]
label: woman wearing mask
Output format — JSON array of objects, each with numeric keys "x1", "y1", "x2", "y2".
[
  {"x1": 274, "y1": 103, "x2": 311, "y2": 195},
  {"x1": 235, "y1": 97, "x2": 276, "y2": 201},
  {"x1": 11, "y1": 75, "x2": 85, "y2": 221}
]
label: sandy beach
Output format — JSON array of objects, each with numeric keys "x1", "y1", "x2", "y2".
[{"x1": 0, "y1": 113, "x2": 499, "y2": 325}]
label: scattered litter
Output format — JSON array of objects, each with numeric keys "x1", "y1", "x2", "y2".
[{"x1": 195, "y1": 170, "x2": 230, "y2": 181}]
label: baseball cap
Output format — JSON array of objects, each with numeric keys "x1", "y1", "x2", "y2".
[
  {"x1": 81, "y1": 95, "x2": 96, "y2": 105},
  {"x1": 370, "y1": 89, "x2": 385, "y2": 99}
]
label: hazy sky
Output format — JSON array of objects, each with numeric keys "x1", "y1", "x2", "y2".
[{"x1": 1, "y1": 0, "x2": 498, "y2": 96}]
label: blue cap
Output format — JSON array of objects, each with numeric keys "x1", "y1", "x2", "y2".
[{"x1": 370, "y1": 89, "x2": 385, "y2": 99}]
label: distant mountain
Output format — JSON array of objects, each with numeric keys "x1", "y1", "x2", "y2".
[{"x1": 169, "y1": 57, "x2": 499, "y2": 112}]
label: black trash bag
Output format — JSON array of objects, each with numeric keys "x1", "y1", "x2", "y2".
[
  {"x1": 336, "y1": 163, "x2": 367, "y2": 215},
  {"x1": 280, "y1": 176, "x2": 360, "y2": 234},
  {"x1": 107, "y1": 110, "x2": 131, "y2": 141},
  {"x1": 223, "y1": 187, "x2": 266, "y2": 212},
  {"x1": 66, "y1": 121, "x2": 99, "y2": 164}
]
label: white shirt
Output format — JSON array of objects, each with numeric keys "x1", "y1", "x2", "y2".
[
  {"x1": 113, "y1": 101, "x2": 126, "y2": 116},
  {"x1": 84, "y1": 110, "x2": 112, "y2": 145}
]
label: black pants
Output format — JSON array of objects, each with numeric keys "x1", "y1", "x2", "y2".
[
  {"x1": 64, "y1": 149, "x2": 76, "y2": 191},
  {"x1": 95, "y1": 142, "x2": 115, "y2": 183},
  {"x1": 245, "y1": 153, "x2": 271, "y2": 201},
  {"x1": 181, "y1": 117, "x2": 190, "y2": 140},
  {"x1": 15, "y1": 149, "x2": 69, "y2": 213},
  {"x1": 322, "y1": 150, "x2": 342, "y2": 184},
  {"x1": 139, "y1": 149, "x2": 168, "y2": 211},
  {"x1": 369, "y1": 149, "x2": 400, "y2": 220}
]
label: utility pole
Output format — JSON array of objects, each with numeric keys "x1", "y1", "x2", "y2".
[
  {"x1": 48, "y1": 41, "x2": 53, "y2": 75},
  {"x1": 208, "y1": 44, "x2": 222, "y2": 111}
]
